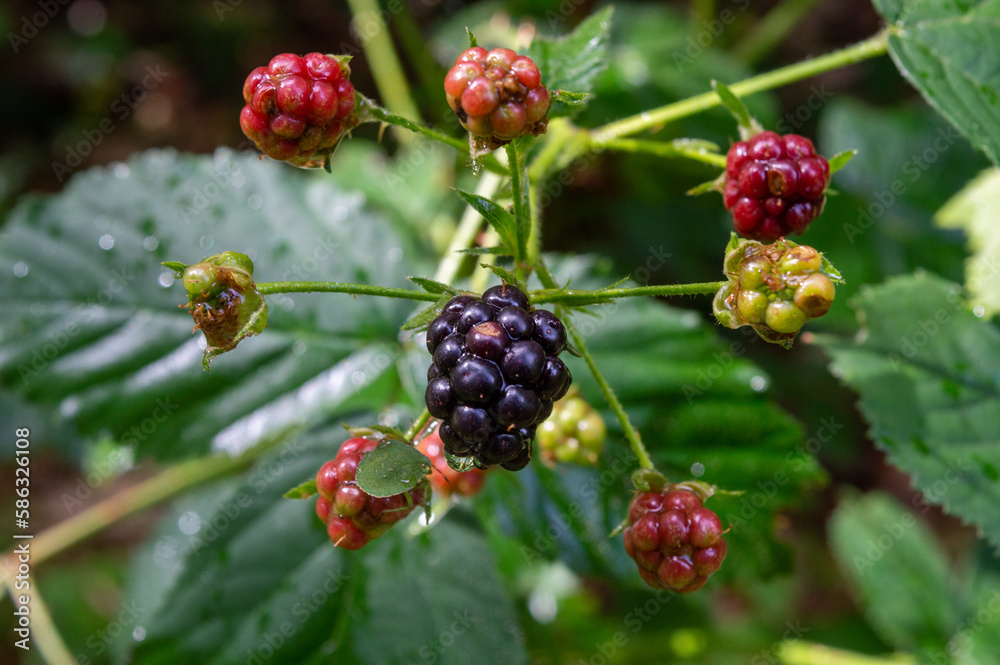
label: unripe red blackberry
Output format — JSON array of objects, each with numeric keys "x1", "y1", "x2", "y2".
[
  {"x1": 424, "y1": 284, "x2": 572, "y2": 471},
  {"x1": 714, "y1": 237, "x2": 839, "y2": 346},
  {"x1": 240, "y1": 53, "x2": 357, "y2": 168},
  {"x1": 723, "y1": 131, "x2": 831, "y2": 241},
  {"x1": 314, "y1": 436, "x2": 426, "y2": 550},
  {"x1": 536, "y1": 387, "x2": 606, "y2": 466},
  {"x1": 445, "y1": 47, "x2": 550, "y2": 145},
  {"x1": 623, "y1": 489, "x2": 727, "y2": 593},
  {"x1": 417, "y1": 424, "x2": 488, "y2": 497}
]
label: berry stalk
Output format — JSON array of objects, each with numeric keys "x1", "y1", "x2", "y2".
[
  {"x1": 531, "y1": 281, "x2": 726, "y2": 306},
  {"x1": 589, "y1": 30, "x2": 889, "y2": 145},
  {"x1": 256, "y1": 281, "x2": 440, "y2": 301},
  {"x1": 534, "y1": 260, "x2": 657, "y2": 472},
  {"x1": 505, "y1": 142, "x2": 530, "y2": 272}
]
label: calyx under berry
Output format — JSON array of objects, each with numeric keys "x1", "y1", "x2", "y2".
[{"x1": 713, "y1": 235, "x2": 841, "y2": 347}]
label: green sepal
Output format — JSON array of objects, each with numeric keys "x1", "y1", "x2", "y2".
[
  {"x1": 712, "y1": 80, "x2": 763, "y2": 140},
  {"x1": 283, "y1": 479, "x2": 318, "y2": 500},
  {"x1": 408, "y1": 276, "x2": 458, "y2": 294},
  {"x1": 161, "y1": 261, "x2": 188, "y2": 278},
  {"x1": 828, "y1": 149, "x2": 857, "y2": 174},
  {"x1": 465, "y1": 27, "x2": 478, "y2": 48}
]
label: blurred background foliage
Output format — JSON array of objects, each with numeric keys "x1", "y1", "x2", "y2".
[{"x1": 1, "y1": 1, "x2": 998, "y2": 664}]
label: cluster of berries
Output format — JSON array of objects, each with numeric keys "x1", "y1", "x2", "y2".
[
  {"x1": 723, "y1": 131, "x2": 831, "y2": 241},
  {"x1": 445, "y1": 47, "x2": 550, "y2": 145},
  {"x1": 425, "y1": 285, "x2": 572, "y2": 471},
  {"x1": 714, "y1": 238, "x2": 837, "y2": 344},
  {"x1": 624, "y1": 488, "x2": 727, "y2": 593},
  {"x1": 315, "y1": 437, "x2": 426, "y2": 550},
  {"x1": 240, "y1": 53, "x2": 357, "y2": 168},
  {"x1": 536, "y1": 387, "x2": 606, "y2": 466}
]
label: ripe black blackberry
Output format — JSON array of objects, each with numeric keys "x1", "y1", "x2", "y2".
[{"x1": 424, "y1": 284, "x2": 572, "y2": 470}]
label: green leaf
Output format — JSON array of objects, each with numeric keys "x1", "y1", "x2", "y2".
[
  {"x1": 873, "y1": 0, "x2": 1000, "y2": 165},
  {"x1": 354, "y1": 439, "x2": 431, "y2": 498},
  {"x1": 465, "y1": 26, "x2": 478, "y2": 48},
  {"x1": 345, "y1": 511, "x2": 527, "y2": 665},
  {"x1": 936, "y1": 167, "x2": 1000, "y2": 317},
  {"x1": 401, "y1": 293, "x2": 451, "y2": 332},
  {"x1": 408, "y1": 276, "x2": 457, "y2": 294},
  {"x1": 524, "y1": 6, "x2": 614, "y2": 117},
  {"x1": 0, "y1": 150, "x2": 416, "y2": 461},
  {"x1": 827, "y1": 149, "x2": 858, "y2": 174},
  {"x1": 455, "y1": 188, "x2": 519, "y2": 255},
  {"x1": 829, "y1": 491, "x2": 960, "y2": 652},
  {"x1": 817, "y1": 272, "x2": 1000, "y2": 548},
  {"x1": 283, "y1": 478, "x2": 318, "y2": 499}
]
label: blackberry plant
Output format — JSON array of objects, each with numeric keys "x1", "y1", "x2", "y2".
[{"x1": 5, "y1": 3, "x2": 1000, "y2": 665}]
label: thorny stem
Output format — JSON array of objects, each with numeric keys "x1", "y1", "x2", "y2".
[
  {"x1": 590, "y1": 30, "x2": 889, "y2": 145},
  {"x1": 257, "y1": 281, "x2": 440, "y2": 301},
  {"x1": 533, "y1": 260, "x2": 658, "y2": 471}
]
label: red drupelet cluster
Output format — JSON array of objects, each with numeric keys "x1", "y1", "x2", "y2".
[
  {"x1": 723, "y1": 131, "x2": 831, "y2": 241},
  {"x1": 623, "y1": 489, "x2": 727, "y2": 593},
  {"x1": 315, "y1": 437, "x2": 426, "y2": 550},
  {"x1": 240, "y1": 53, "x2": 357, "y2": 168},
  {"x1": 445, "y1": 47, "x2": 550, "y2": 143}
]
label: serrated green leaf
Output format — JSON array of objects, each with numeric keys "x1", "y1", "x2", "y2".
[
  {"x1": 355, "y1": 439, "x2": 430, "y2": 498},
  {"x1": 873, "y1": 0, "x2": 1000, "y2": 165},
  {"x1": 480, "y1": 264, "x2": 526, "y2": 293},
  {"x1": 161, "y1": 261, "x2": 187, "y2": 277},
  {"x1": 829, "y1": 491, "x2": 960, "y2": 652},
  {"x1": 712, "y1": 80, "x2": 759, "y2": 135},
  {"x1": 828, "y1": 149, "x2": 857, "y2": 174},
  {"x1": 408, "y1": 276, "x2": 457, "y2": 294},
  {"x1": 524, "y1": 6, "x2": 614, "y2": 117},
  {"x1": 401, "y1": 294, "x2": 451, "y2": 332},
  {"x1": 283, "y1": 478, "x2": 318, "y2": 499},
  {"x1": 936, "y1": 167, "x2": 1000, "y2": 317},
  {"x1": 817, "y1": 272, "x2": 1000, "y2": 548},
  {"x1": 455, "y1": 188, "x2": 519, "y2": 256},
  {"x1": 0, "y1": 150, "x2": 415, "y2": 461}
]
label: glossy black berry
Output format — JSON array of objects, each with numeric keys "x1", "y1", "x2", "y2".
[
  {"x1": 457, "y1": 301, "x2": 496, "y2": 333},
  {"x1": 433, "y1": 333, "x2": 465, "y2": 374},
  {"x1": 537, "y1": 356, "x2": 571, "y2": 400},
  {"x1": 425, "y1": 377, "x2": 455, "y2": 419},
  {"x1": 492, "y1": 385, "x2": 541, "y2": 428},
  {"x1": 482, "y1": 284, "x2": 531, "y2": 310},
  {"x1": 444, "y1": 294, "x2": 478, "y2": 314},
  {"x1": 531, "y1": 310, "x2": 567, "y2": 354},
  {"x1": 500, "y1": 443, "x2": 532, "y2": 471},
  {"x1": 423, "y1": 284, "x2": 572, "y2": 471},
  {"x1": 426, "y1": 312, "x2": 459, "y2": 354},
  {"x1": 451, "y1": 356, "x2": 504, "y2": 403},
  {"x1": 450, "y1": 405, "x2": 495, "y2": 444},
  {"x1": 465, "y1": 321, "x2": 509, "y2": 362},
  {"x1": 501, "y1": 340, "x2": 546, "y2": 384},
  {"x1": 479, "y1": 431, "x2": 524, "y2": 464}
]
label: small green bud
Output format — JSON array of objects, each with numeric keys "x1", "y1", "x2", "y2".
[{"x1": 765, "y1": 300, "x2": 808, "y2": 333}]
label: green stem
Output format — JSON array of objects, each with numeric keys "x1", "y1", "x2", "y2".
[
  {"x1": 257, "y1": 281, "x2": 439, "y2": 302},
  {"x1": 403, "y1": 408, "x2": 432, "y2": 441},
  {"x1": 780, "y1": 641, "x2": 914, "y2": 665},
  {"x1": 566, "y1": 316, "x2": 655, "y2": 471},
  {"x1": 1, "y1": 584, "x2": 76, "y2": 665},
  {"x1": 505, "y1": 142, "x2": 529, "y2": 272},
  {"x1": 533, "y1": 259, "x2": 657, "y2": 471},
  {"x1": 4, "y1": 446, "x2": 269, "y2": 568},
  {"x1": 733, "y1": 0, "x2": 824, "y2": 65},
  {"x1": 531, "y1": 281, "x2": 725, "y2": 306},
  {"x1": 358, "y1": 100, "x2": 506, "y2": 175},
  {"x1": 600, "y1": 138, "x2": 728, "y2": 168},
  {"x1": 590, "y1": 30, "x2": 889, "y2": 144},
  {"x1": 344, "y1": 0, "x2": 421, "y2": 140}
]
